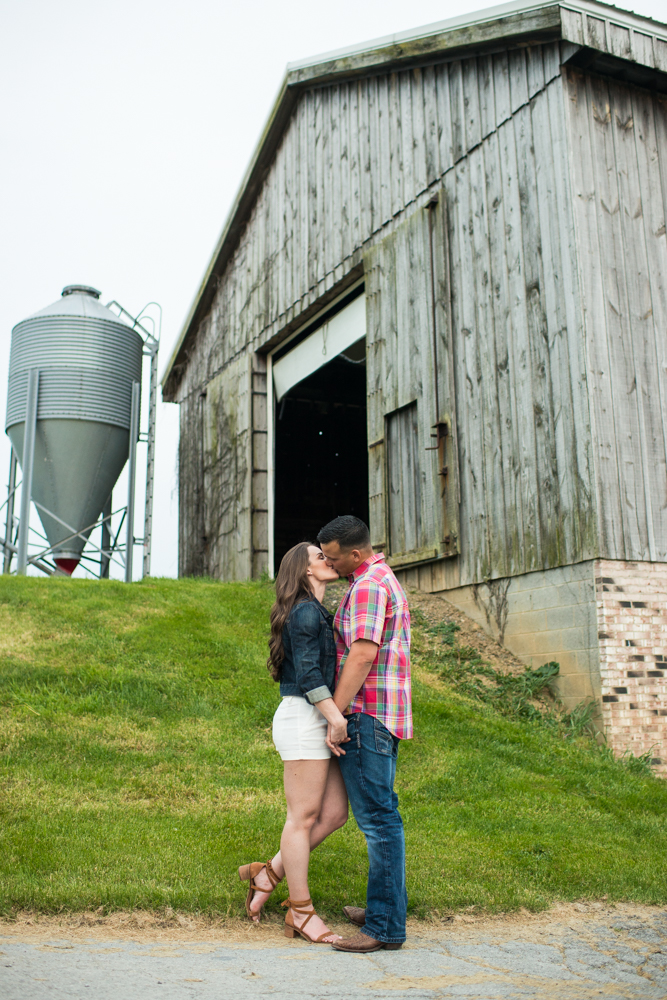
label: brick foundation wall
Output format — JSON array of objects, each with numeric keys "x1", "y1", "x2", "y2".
[{"x1": 596, "y1": 560, "x2": 667, "y2": 777}]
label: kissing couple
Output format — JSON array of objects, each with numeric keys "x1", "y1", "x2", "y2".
[{"x1": 238, "y1": 514, "x2": 412, "y2": 952}]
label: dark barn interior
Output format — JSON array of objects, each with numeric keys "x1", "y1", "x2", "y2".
[{"x1": 274, "y1": 339, "x2": 368, "y2": 568}]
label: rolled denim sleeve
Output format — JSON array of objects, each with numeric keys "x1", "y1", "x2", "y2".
[
  {"x1": 305, "y1": 684, "x2": 332, "y2": 704},
  {"x1": 289, "y1": 603, "x2": 332, "y2": 702}
]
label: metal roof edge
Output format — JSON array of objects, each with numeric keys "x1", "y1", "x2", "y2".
[{"x1": 286, "y1": 0, "x2": 666, "y2": 73}]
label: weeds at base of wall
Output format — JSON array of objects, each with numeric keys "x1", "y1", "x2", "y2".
[{"x1": 414, "y1": 612, "x2": 654, "y2": 774}]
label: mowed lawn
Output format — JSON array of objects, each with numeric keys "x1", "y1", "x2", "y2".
[{"x1": 1, "y1": 574, "x2": 666, "y2": 917}]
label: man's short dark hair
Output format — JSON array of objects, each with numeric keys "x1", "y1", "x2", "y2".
[{"x1": 317, "y1": 515, "x2": 371, "y2": 550}]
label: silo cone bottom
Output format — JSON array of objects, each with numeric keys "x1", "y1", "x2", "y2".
[
  {"x1": 54, "y1": 558, "x2": 80, "y2": 575},
  {"x1": 6, "y1": 417, "x2": 130, "y2": 575}
]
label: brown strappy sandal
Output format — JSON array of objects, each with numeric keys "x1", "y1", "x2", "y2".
[
  {"x1": 282, "y1": 897, "x2": 340, "y2": 943},
  {"x1": 238, "y1": 859, "x2": 283, "y2": 922}
]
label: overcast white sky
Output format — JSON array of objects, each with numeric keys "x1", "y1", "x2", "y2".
[{"x1": 1, "y1": 0, "x2": 664, "y2": 578}]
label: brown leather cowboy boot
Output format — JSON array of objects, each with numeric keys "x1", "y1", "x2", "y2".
[
  {"x1": 342, "y1": 905, "x2": 366, "y2": 927},
  {"x1": 332, "y1": 932, "x2": 402, "y2": 953}
]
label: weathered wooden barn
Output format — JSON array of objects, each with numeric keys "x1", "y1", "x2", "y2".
[{"x1": 162, "y1": 0, "x2": 667, "y2": 768}]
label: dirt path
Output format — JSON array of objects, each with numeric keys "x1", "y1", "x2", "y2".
[{"x1": 1, "y1": 903, "x2": 665, "y2": 999}]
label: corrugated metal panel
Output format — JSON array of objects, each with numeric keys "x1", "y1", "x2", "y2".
[{"x1": 6, "y1": 317, "x2": 142, "y2": 430}]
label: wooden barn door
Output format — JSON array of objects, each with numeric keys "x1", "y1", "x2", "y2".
[{"x1": 364, "y1": 198, "x2": 459, "y2": 568}]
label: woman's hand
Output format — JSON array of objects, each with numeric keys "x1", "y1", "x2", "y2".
[
  {"x1": 326, "y1": 717, "x2": 349, "y2": 756},
  {"x1": 313, "y1": 697, "x2": 350, "y2": 756}
]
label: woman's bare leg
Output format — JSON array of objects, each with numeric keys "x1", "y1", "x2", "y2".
[
  {"x1": 279, "y1": 758, "x2": 340, "y2": 942},
  {"x1": 248, "y1": 759, "x2": 347, "y2": 921}
]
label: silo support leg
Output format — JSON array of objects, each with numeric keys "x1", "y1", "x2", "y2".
[
  {"x1": 100, "y1": 494, "x2": 112, "y2": 579},
  {"x1": 3, "y1": 450, "x2": 18, "y2": 574},
  {"x1": 125, "y1": 381, "x2": 141, "y2": 583},
  {"x1": 142, "y1": 346, "x2": 158, "y2": 579},
  {"x1": 16, "y1": 369, "x2": 40, "y2": 575}
]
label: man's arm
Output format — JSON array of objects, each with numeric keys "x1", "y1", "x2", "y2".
[{"x1": 333, "y1": 639, "x2": 378, "y2": 713}]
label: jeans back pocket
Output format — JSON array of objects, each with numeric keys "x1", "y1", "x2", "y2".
[{"x1": 373, "y1": 718, "x2": 396, "y2": 756}]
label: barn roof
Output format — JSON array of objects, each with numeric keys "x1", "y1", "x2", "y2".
[{"x1": 161, "y1": 0, "x2": 667, "y2": 398}]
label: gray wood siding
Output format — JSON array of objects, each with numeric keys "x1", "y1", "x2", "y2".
[
  {"x1": 387, "y1": 403, "x2": 423, "y2": 555},
  {"x1": 565, "y1": 66, "x2": 667, "y2": 563},
  {"x1": 364, "y1": 199, "x2": 460, "y2": 569},
  {"x1": 202, "y1": 354, "x2": 252, "y2": 580},
  {"x1": 174, "y1": 42, "x2": 563, "y2": 401},
  {"x1": 436, "y1": 69, "x2": 597, "y2": 588},
  {"x1": 175, "y1": 41, "x2": 604, "y2": 586},
  {"x1": 178, "y1": 392, "x2": 205, "y2": 576}
]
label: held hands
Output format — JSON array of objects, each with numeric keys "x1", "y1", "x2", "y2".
[
  {"x1": 326, "y1": 718, "x2": 350, "y2": 756},
  {"x1": 314, "y1": 697, "x2": 350, "y2": 756}
]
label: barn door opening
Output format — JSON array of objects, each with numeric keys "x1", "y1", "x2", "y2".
[
  {"x1": 271, "y1": 292, "x2": 368, "y2": 571},
  {"x1": 273, "y1": 340, "x2": 368, "y2": 568}
]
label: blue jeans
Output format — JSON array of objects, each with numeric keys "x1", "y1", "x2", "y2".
[{"x1": 338, "y1": 712, "x2": 407, "y2": 943}]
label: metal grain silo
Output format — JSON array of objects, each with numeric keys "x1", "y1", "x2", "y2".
[{"x1": 5, "y1": 285, "x2": 143, "y2": 575}]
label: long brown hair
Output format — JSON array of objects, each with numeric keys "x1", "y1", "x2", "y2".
[{"x1": 267, "y1": 542, "x2": 313, "y2": 681}]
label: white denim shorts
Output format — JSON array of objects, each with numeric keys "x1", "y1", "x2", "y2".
[{"x1": 272, "y1": 695, "x2": 331, "y2": 761}]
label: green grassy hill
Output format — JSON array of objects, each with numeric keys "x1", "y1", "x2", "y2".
[{"x1": 1, "y1": 575, "x2": 666, "y2": 917}]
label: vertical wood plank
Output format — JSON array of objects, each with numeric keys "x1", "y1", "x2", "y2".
[
  {"x1": 542, "y1": 41, "x2": 561, "y2": 83},
  {"x1": 515, "y1": 100, "x2": 561, "y2": 570},
  {"x1": 564, "y1": 66, "x2": 624, "y2": 559},
  {"x1": 482, "y1": 127, "x2": 524, "y2": 572},
  {"x1": 431, "y1": 196, "x2": 461, "y2": 554},
  {"x1": 586, "y1": 71, "x2": 648, "y2": 558},
  {"x1": 422, "y1": 64, "x2": 440, "y2": 186},
  {"x1": 493, "y1": 51, "x2": 511, "y2": 126},
  {"x1": 399, "y1": 70, "x2": 416, "y2": 206},
  {"x1": 387, "y1": 403, "x2": 422, "y2": 554},
  {"x1": 411, "y1": 67, "x2": 428, "y2": 198},
  {"x1": 377, "y1": 74, "x2": 393, "y2": 225},
  {"x1": 546, "y1": 73, "x2": 596, "y2": 561},
  {"x1": 311, "y1": 88, "x2": 324, "y2": 292},
  {"x1": 300, "y1": 92, "x2": 311, "y2": 298},
  {"x1": 436, "y1": 63, "x2": 454, "y2": 174},
  {"x1": 498, "y1": 113, "x2": 539, "y2": 573},
  {"x1": 509, "y1": 49, "x2": 528, "y2": 112},
  {"x1": 406, "y1": 209, "x2": 433, "y2": 545},
  {"x1": 326, "y1": 87, "x2": 339, "y2": 278},
  {"x1": 462, "y1": 56, "x2": 482, "y2": 152},
  {"x1": 391, "y1": 72, "x2": 406, "y2": 216},
  {"x1": 178, "y1": 391, "x2": 206, "y2": 577},
  {"x1": 277, "y1": 129, "x2": 288, "y2": 319},
  {"x1": 449, "y1": 60, "x2": 465, "y2": 163},
  {"x1": 531, "y1": 85, "x2": 582, "y2": 565},
  {"x1": 449, "y1": 156, "x2": 490, "y2": 580},
  {"x1": 358, "y1": 78, "x2": 373, "y2": 241},
  {"x1": 338, "y1": 83, "x2": 351, "y2": 263},
  {"x1": 348, "y1": 81, "x2": 362, "y2": 252},
  {"x1": 526, "y1": 45, "x2": 545, "y2": 97},
  {"x1": 203, "y1": 354, "x2": 252, "y2": 581},
  {"x1": 468, "y1": 141, "x2": 507, "y2": 575},
  {"x1": 478, "y1": 53, "x2": 496, "y2": 139}
]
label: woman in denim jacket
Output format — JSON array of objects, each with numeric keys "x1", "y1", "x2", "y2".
[{"x1": 238, "y1": 542, "x2": 348, "y2": 943}]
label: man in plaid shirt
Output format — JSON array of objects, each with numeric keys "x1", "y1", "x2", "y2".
[{"x1": 318, "y1": 515, "x2": 411, "y2": 953}]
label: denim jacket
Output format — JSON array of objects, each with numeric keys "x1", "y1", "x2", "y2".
[{"x1": 279, "y1": 597, "x2": 336, "y2": 704}]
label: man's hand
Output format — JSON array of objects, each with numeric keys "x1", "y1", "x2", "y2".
[
  {"x1": 314, "y1": 697, "x2": 350, "y2": 756},
  {"x1": 334, "y1": 639, "x2": 378, "y2": 714}
]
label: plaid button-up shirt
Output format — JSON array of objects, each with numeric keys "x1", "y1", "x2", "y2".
[{"x1": 334, "y1": 553, "x2": 412, "y2": 740}]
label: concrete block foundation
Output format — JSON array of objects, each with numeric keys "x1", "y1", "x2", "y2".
[{"x1": 428, "y1": 560, "x2": 667, "y2": 776}]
